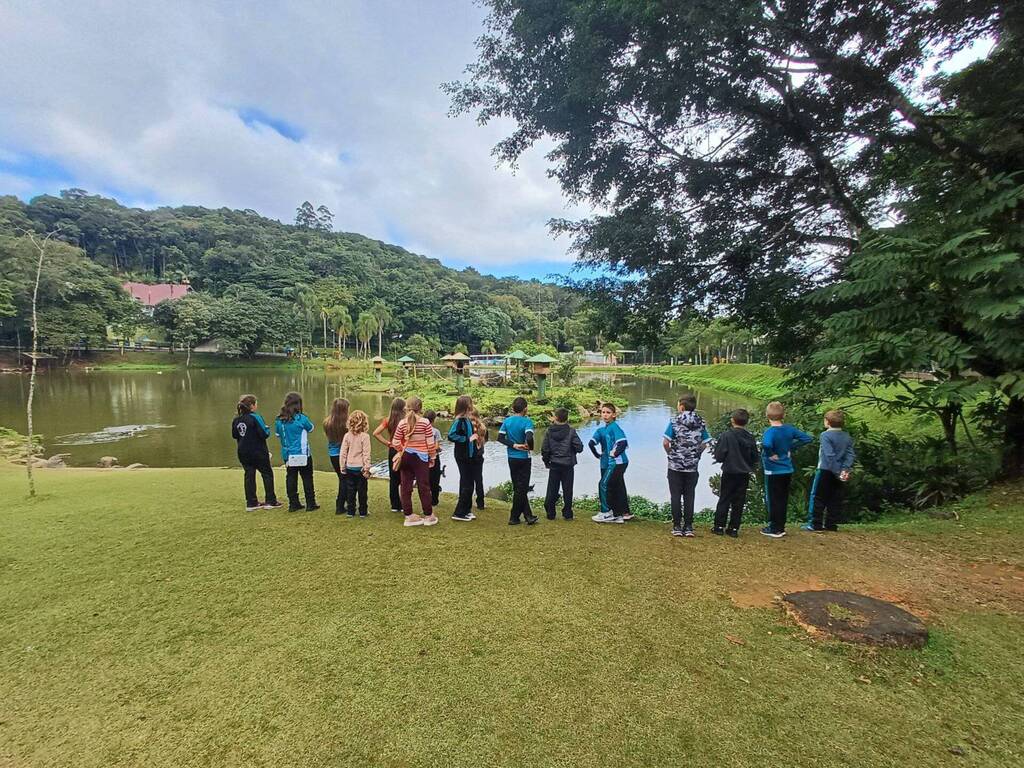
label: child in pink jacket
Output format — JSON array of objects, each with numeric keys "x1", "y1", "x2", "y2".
[{"x1": 339, "y1": 410, "x2": 372, "y2": 517}]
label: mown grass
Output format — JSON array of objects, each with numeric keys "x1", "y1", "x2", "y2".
[
  {"x1": 636, "y1": 364, "x2": 949, "y2": 438},
  {"x1": 2, "y1": 465, "x2": 1022, "y2": 767},
  {"x1": 73, "y1": 350, "x2": 394, "y2": 374}
]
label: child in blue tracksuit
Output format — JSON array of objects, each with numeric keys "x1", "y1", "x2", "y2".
[
  {"x1": 274, "y1": 391, "x2": 319, "y2": 512},
  {"x1": 760, "y1": 401, "x2": 813, "y2": 538},
  {"x1": 805, "y1": 409, "x2": 855, "y2": 532},
  {"x1": 589, "y1": 402, "x2": 629, "y2": 524},
  {"x1": 497, "y1": 396, "x2": 537, "y2": 525}
]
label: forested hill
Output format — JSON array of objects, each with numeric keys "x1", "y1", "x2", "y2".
[{"x1": 0, "y1": 190, "x2": 598, "y2": 356}]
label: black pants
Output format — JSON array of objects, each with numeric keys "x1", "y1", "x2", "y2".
[
  {"x1": 430, "y1": 459, "x2": 443, "y2": 506},
  {"x1": 455, "y1": 455, "x2": 475, "y2": 517},
  {"x1": 809, "y1": 470, "x2": 843, "y2": 529},
  {"x1": 387, "y1": 447, "x2": 402, "y2": 511},
  {"x1": 667, "y1": 469, "x2": 699, "y2": 529},
  {"x1": 241, "y1": 454, "x2": 277, "y2": 507},
  {"x1": 473, "y1": 457, "x2": 485, "y2": 508},
  {"x1": 286, "y1": 459, "x2": 316, "y2": 509},
  {"x1": 345, "y1": 469, "x2": 368, "y2": 515},
  {"x1": 329, "y1": 455, "x2": 349, "y2": 512},
  {"x1": 765, "y1": 473, "x2": 793, "y2": 532},
  {"x1": 508, "y1": 458, "x2": 532, "y2": 522},
  {"x1": 714, "y1": 472, "x2": 749, "y2": 531},
  {"x1": 544, "y1": 464, "x2": 575, "y2": 519}
]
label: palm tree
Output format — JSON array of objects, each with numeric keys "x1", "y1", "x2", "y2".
[
  {"x1": 480, "y1": 339, "x2": 497, "y2": 355},
  {"x1": 331, "y1": 306, "x2": 353, "y2": 359},
  {"x1": 602, "y1": 341, "x2": 624, "y2": 366},
  {"x1": 283, "y1": 284, "x2": 317, "y2": 356},
  {"x1": 356, "y1": 312, "x2": 376, "y2": 359},
  {"x1": 369, "y1": 301, "x2": 394, "y2": 357}
]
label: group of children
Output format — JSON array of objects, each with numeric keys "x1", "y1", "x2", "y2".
[{"x1": 230, "y1": 390, "x2": 856, "y2": 536}]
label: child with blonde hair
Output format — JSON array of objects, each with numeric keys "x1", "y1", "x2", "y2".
[
  {"x1": 760, "y1": 401, "x2": 813, "y2": 538},
  {"x1": 339, "y1": 410, "x2": 372, "y2": 517},
  {"x1": 391, "y1": 396, "x2": 438, "y2": 526}
]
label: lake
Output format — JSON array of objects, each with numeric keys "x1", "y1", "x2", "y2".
[{"x1": 0, "y1": 370, "x2": 758, "y2": 509}]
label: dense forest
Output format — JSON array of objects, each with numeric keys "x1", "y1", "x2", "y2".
[{"x1": 0, "y1": 192, "x2": 611, "y2": 360}]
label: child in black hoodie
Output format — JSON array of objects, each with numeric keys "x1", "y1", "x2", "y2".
[
  {"x1": 541, "y1": 408, "x2": 584, "y2": 520},
  {"x1": 711, "y1": 408, "x2": 759, "y2": 537}
]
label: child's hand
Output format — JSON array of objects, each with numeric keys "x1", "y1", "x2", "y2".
[
  {"x1": 362, "y1": 468, "x2": 370, "y2": 478},
  {"x1": 470, "y1": 433, "x2": 480, "y2": 444},
  {"x1": 513, "y1": 443, "x2": 529, "y2": 451},
  {"x1": 770, "y1": 454, "x2": 779, "y2": 461},
  {"x1": 840, "y1": 470, "x2": 850, "y2": 482}
]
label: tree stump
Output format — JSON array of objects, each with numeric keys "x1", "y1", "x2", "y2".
[{"x1": 782, "y1": 590, "x2": 928, "y2": 649}]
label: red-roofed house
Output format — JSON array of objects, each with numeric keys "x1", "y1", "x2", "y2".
[{"x1": 122, "y1": 281, "x2": 191, "y2": 313}]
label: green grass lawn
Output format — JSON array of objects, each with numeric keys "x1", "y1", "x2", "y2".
[{"x1": 2, "y1": 465, "x2": 1022, "y2": 767}]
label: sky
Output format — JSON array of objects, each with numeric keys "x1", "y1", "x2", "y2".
[{"x1": 0, "y1": 0, "x2": 586, "y2": 280}]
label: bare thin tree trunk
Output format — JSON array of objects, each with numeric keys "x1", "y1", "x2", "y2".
[{"x1": 23, "y1": 229, "x2": 60, "y2": 498}]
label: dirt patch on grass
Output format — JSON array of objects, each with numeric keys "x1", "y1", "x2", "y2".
[{"x1": 726, "y1": 531, "x2": 1024, "y2": 617}]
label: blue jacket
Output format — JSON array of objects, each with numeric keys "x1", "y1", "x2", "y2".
[
  {"x1": 275, "y1": 414, "x2": 315, "y2": 462},
  {"x1": 818, "y1": 428, "x2": 855, "y2": 475},
  {"x1": 761, "y1": 423, "x2": 814, "y2": 474},
  {"x1": 498, "y1": 414, "x2": 534, "y2": 460},
  {"x1": 590, "y1": 421, "x2": 628, "y2": 468},
  {"x1": 448, "y1": 416, "x2": 478, "y2": 460}
]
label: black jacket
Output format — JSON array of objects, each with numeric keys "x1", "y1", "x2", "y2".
[
  {"x1": 713, "y1": 427, "x2": 759, "y2": 474},
  {"x1": 231, "y1": 412, "x2": 271, "y2": 463},
  {"x1": 542, "y1": 423, "x2": 584, "y2": 467}
]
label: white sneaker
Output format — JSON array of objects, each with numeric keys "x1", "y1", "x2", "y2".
[
  {"x1": 245, "y1": 505, "x2": 262, "y2": 512},
  {"x1": 591, "y1": 512, "x2": 624, "y2": 524},
  {"x1": 403, "y1": 514, "x2": 424, "y2": 527},
  {"x1": 467, "y1": 512, "x2": 477, "y2": 520},
  {"x1": 422, "y1": 515, "x2": 439, "y2": 526},
  {"x1": 622, "y1": 513, "x2": 635, "y2": 521}
]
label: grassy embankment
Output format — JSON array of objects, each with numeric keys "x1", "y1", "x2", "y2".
[
  {"x1": 1, "y1": 462, "x2": 1022, "y2": 767},
  {"x1": 634, "y1": 363, "x2": 943, "y2": 438},
  {"x1": 69, "y1": 350, "x2": 387, "y2": 373}
]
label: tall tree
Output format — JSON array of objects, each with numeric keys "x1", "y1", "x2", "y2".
[
  {"x1": 294, "y1": 201, "x2": 318, "y2": 229},
  {"x1": 356, "y1": 311, "x2": 376, "y2": 359},
  {"x1": 330, "y1": 305, "x2": 353, "y2": 358},
  {"x1": 447, "y1": 0, "x2": 1011, "y2": 343},
  {"x1": 369, "y1": 301, "x2": 394, "y2": 357}
]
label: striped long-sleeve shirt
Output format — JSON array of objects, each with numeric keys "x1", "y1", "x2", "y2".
[{"x1": 391, "y1": 416, "x2": 437, "y2": 460}]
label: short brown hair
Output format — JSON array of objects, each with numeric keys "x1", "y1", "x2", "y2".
[
  {"x1": 766, "y1": 401, "x2": 785, "y2": 420},
  {"x1": 825, "y1": 409, "x2": 845, "y2": 428},
  {"x1": 679, "y1": 394, "x2": 697, "y2": 411},
  {"x1": 601, "y1": 402, "x2": 618, "y2": 414},
  {"x1": 731, "y1": 408, "x2": 750, "y2": 426}
]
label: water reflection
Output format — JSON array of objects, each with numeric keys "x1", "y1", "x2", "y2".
[{"x1": 0, "y1": 370, "x2": 758, "y2": 506}]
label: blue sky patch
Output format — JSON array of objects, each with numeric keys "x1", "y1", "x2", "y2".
[{"x1": 236, "y1": 107, "x2": 305, "y2": 142}]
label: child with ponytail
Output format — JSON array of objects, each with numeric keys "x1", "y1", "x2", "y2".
[
  {"x1": 231, "y1": 394, "x2": 281, "y2": 511},
  {"x1": 390, "y1": 396, "x2": 438, "y2": 526}
]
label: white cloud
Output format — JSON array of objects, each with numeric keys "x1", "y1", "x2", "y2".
[{"x1": 0, "y1": 0, "x2": 581, "y2": 268}]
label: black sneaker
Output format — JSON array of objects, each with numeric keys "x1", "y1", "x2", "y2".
[
  {"x1": 726, "y1": 528, "x2": 739, "y2": 538},
  {"x1": 546, "y1": 514, "x2": 556, "y2": 520},
  {"x1": 359, "y1": 511, "x2": 368, "y2": 517},
  {"x1": 563, "y1": 515, "x2": 574, "y2": 521},
  {"x1": 306, "y1": 504, "x2": 321, "y2": 512},
  {"x1": 525, "y1": 514, "x2": 539, "y2": 526},
  {"x1": 671, "y1": 526, "x2": 684, "y2": 537},
  {"x1": 508, "y1": 518, "x2": 521, "y2": 526},
  {"x1": 683, "y1": 527, "x2": 695, "y2": 538},
  {"x1": 824, "y1": 524, "x2": 839, "y2": 532},
  {"x1": 712, "y1": 527, "x2": 725, "y2": 536},
  {"x1": 288, "y1": 504, "x2": 303, "y2": 512},
  {"x1": 346, "y1": 511, "x2": 355, "y2": 518}
]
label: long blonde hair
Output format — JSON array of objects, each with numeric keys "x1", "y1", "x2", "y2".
[
  {"x1": 404, "y1": 396, "x2": 423, "y2": 435},
  {"x1": 347, "y1": 409, "x2": 369, "y2": 435}
]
